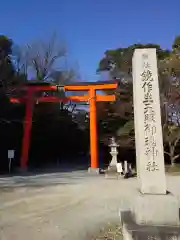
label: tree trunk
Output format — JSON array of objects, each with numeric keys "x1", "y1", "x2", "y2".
[
  {"x1": 170, "y1": 156, "x2": 175, "y2": 166},
  {"x1": 170, "y1": 145, "x2": 175, "y2": 166}
]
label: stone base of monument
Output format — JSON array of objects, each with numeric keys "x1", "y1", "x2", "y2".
[
  {"x1": 105, "y1": 166, "x2": 123, "y2": 179},
  {"x1": 88, "y1": 167, "x2": 100, "y2": 174},
  {"x1": 120, "y1": 211, "x2": 180, "y2": 240},
  {"x1": 132, "y1": 192, "x2": 179, "y2": 226},
  {"x1": 120, "y1": 192, "x2": 180, "y2": 239}
]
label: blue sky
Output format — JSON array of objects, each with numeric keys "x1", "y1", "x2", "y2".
[{"x1": 0, "y1": 0, "x2": 180, "y2": 82}]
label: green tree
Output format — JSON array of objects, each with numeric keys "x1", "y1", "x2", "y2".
[
  {"x1": 163, "y1": 124, "x2": 180, "y2": 166},
  {"x1": 97, "y1": 42, "x2": 176, "y2": 125},
  {"x1": 116, "y1": 119, "x2": 134, "y2": 149},
  {"x1": 97, "y1": 44, "x2": 171, "y2": 102},
  {"x1": 116, "y1": 120, "x2": 180, "y2": 166},
  {"x1": 172, "y1": 36, "x2": 180, "y2": 53},
  {"x1": 97, "y1": 41, "x2": 180, "y2": 157},
  {"x1": 0, "y1": 35, "x2": 89, "y2": 172},
  {"x1": 97, "y1": 44, "x2": 170, "y2": 75},
  {"x1": 0, "y1": 35, "x2": 15, "y2": 89}
]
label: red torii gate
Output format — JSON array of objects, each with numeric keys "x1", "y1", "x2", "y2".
[{"x1": 10, "y1": 81, "x2": 117, "y2": 171}]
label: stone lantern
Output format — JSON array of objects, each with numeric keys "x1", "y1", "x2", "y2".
[
  {"x1": 109, "y1": 137, "x2": 119, "y2": 167},
  {"x1": 106, "y1": 137, "x2": 123, "y2": 177}
]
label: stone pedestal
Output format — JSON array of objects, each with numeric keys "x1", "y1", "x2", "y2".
[
  {"x1": 105, "y1": 166, "x2": 121, "y2": 179},
  {"x1": 88, "y1": 167, "x2": 99, "y2": 174},
  {"x1": 132, "y1": 192, "x2": 179, "y2": 226},
  {"x1": 121, "y1": 190, "x2": 180, "y2": 240},
  {"x1": 106, "y1": 156, "x2": 119, "y2": 178},
  {"x1": 120, "y1": 211, "x2": 180, "y2": 240}
]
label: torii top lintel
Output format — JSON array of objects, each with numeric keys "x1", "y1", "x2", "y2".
[
  {"x1": 21, "y1": 80, "x2": 118, "y2": 91},
  {"x1": 10, "y1": 81, "x2": 118, "y2": 103}
]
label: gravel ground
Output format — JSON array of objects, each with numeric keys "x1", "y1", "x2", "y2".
[
  {"x1": 0, "y1": 171, "x2": 180, "y2": 240},
  {"x1": 92, "y1": 222, "x2": 122, "y2": 239}
]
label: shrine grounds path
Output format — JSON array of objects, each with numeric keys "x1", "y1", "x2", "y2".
[{"x1": 0, "y1": 170, "x2": 180, "y2": 240}]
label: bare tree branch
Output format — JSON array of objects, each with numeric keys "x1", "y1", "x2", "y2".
[
  {"x1": 173, "y1": 154, "x2": 180, "y2": 161},
  {"x1": 15, "y1": 33, "x2": 67, "y2": 81},
  {"x1": 164, "y1": 151, "x2": 171, "y2": 156}
]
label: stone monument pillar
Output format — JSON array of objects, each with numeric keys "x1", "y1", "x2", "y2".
[
  {"x1": 120, "y1": 49, "x2": 180, "y2": 239},
  {"x1": 133, "y1": 48, "x2": 166, "y2": 194}
]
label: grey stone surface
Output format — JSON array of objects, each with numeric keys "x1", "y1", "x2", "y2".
[
  {"x1": 132, "y1": 48, "x2": 166, "y2": 195},
  {"x1": 88, "y1": 167, "x2": 100, "y2": 174},
  {"x1": 0, "y1": 173, "x2": 180, "y2": 240},
  {"x1": 109, "y1": 155, "x2": 118, "y2": 167},
  {"x1": 121, "y1": 211, "x2": 180, "y2": 240},
  {"x1": 105, "y1": 166, "x2": 121, "y2": 179},
  {"x1": 0, "y1": 170, "x2": 134, "y2": 240},
  {"x1": 132, "y1": 192, "x2": 180, "y2": 226}
]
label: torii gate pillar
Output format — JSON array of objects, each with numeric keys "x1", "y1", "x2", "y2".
[{"x1": 89, "y1": 88, "x2": 98, "y2": 170}]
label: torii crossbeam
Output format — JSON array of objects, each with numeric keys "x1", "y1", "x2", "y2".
[{"x1": 10, "y1": 81, "x2": 117, "y2": 171}]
